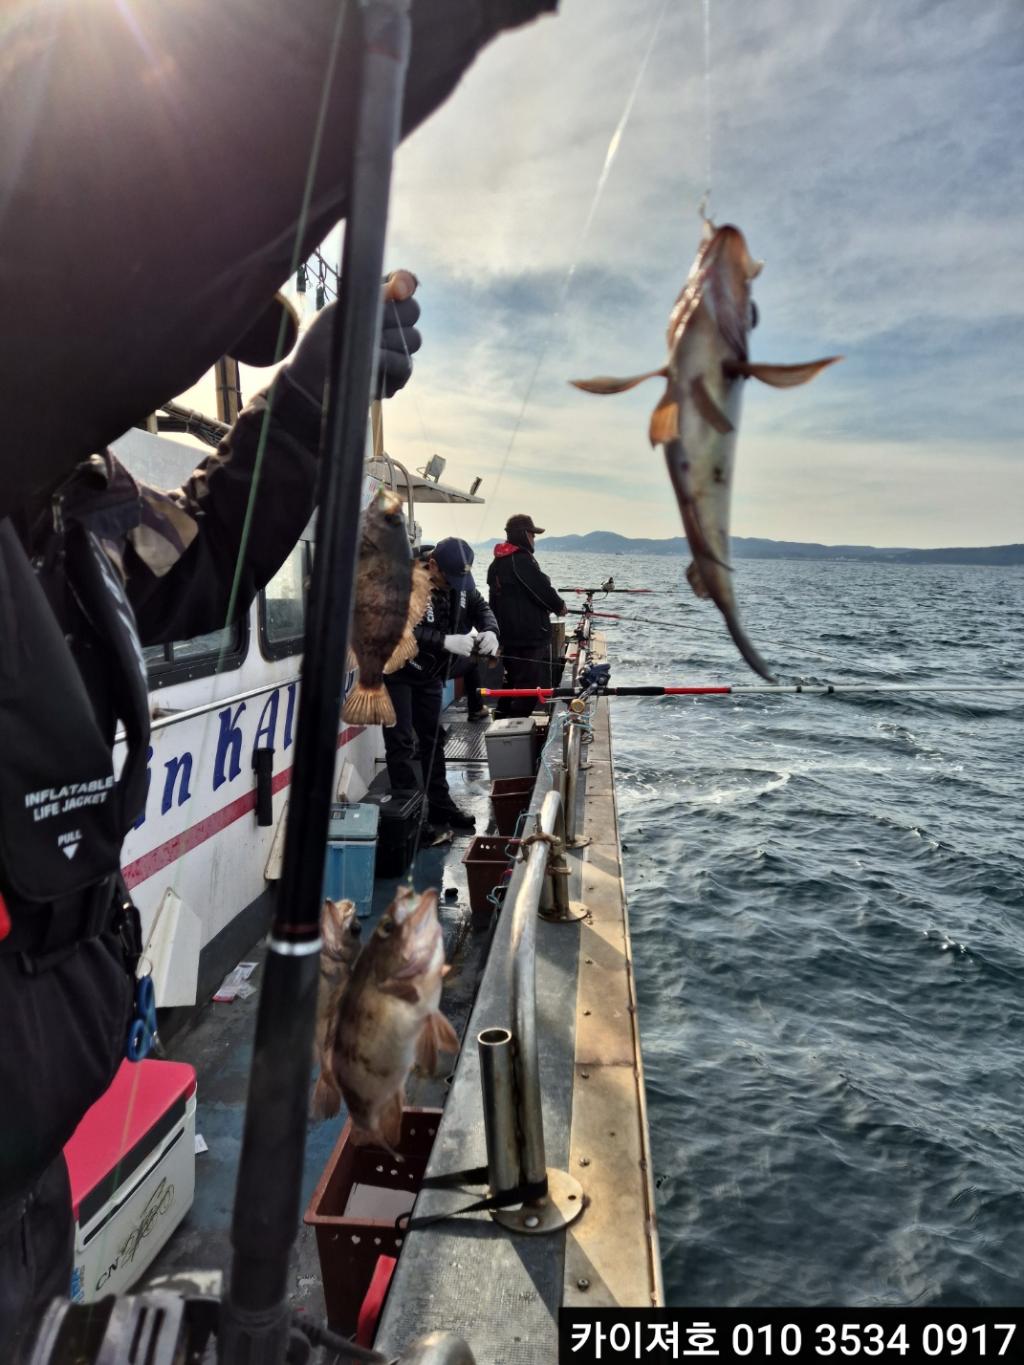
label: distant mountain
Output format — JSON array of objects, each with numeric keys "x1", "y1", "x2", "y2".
[{"x1": 473, "y1": 531, "x2": 1024, "y2": 567}]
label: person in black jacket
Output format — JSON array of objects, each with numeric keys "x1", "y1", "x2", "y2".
[
  {"x1": 0, "y1": 293, "x2": 420, "y2": 1359},
  {"x1": 1, "y1": 2, "x2": 556, "y2": 1349},
  {"x1": 384, "y1": 538, "x2": 499, "y2": 830},
  {"x1": 487, "y1": 513, "x2": 567, "y2": 718}
]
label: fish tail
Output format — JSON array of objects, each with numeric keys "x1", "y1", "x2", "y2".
[{"x1": 342, "y1": 683, "x2": 396, "y2": 726}]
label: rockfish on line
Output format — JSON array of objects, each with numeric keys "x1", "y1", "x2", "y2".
[
  {"x1": 571, "y1": 221, "x2": 840, "y2": 681},
  {"x1": 311, "y1": 898, "x2": 362, "y2": 1119},
  {"x1": 314, "y1": 887, "x2": 459, "y2": 1151},
  {"x1": 342, "y1": 488, "x2": 431, "y2": 726}
]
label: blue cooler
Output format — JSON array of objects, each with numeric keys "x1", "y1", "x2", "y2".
[{"x1": 323, "y1": 803, "x2": 380, "y2": 918}]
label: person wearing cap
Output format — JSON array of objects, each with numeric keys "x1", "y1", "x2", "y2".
[
  {"x1": 487, "y1": 514, "x2": 567, "y2": 719},
  {"x1": 384, "y1": 538, "x2": 499, "y2": 830}
]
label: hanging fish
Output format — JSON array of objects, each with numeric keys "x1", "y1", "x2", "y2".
[
  {"x1": 342, "y1": 488, "x2": 431, "y2": 725},
  {"x1": 311, "y1": 898, "x2": 362, "y2": 1119},
  {"x1": 313, "y1": 887, "x2": 459, "y2": 1151},
  {"x1": 571, "y1": 221, "x2": 840, "y2": 681}
]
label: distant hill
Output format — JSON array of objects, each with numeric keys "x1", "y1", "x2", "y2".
[{"x1": 474, "y1": 531, "x2": 1024, "y2": 567}]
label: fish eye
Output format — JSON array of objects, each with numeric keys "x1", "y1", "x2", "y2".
[
  {"x1": 377, "y1": 920, "x2": 393, "y2": 936},
  {"x1": 749, "y1": 300, "x2": 759, "y2": 329}
]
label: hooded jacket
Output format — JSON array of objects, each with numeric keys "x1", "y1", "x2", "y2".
[{"x1": 486, "y1": 540, "x2": 566, "y2": 646}]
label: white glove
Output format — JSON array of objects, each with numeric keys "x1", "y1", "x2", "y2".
[
  {"x1": 476, "y1": 630, "x2": 499, "y2": 657},
  {"x1": 444, "y1": 632, "x2": 475, "y2": 658}
]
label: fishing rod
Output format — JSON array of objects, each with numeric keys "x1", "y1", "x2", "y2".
[
  {"x1": 221, "y1": 2, "x2": 411, "y2": 1360},
  {"x1": 480, "y1": 682, "x2": 1024, "y2": 699}
]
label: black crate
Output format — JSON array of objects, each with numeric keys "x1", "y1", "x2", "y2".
[{"x1": 363, "y1": 790, "x2": 423, "y2": 878}]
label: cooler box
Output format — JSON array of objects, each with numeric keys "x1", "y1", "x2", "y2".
[
  {"x1": 441, "y1": 678, "x2": 456, "y2": 709},
  {"x1": 323, "y1": 803, "x2": 380, "y2": 917},
  {"x1": 485, "y1": 718, "x2": 537, "y2": 779},
  {"x1": 64, "y1": 1059, "x2": 197, "y2": 1303},
  {"x1": 363, "y1": 790, "x2": 424, "y2": 878}
]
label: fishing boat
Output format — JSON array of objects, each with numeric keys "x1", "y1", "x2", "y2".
[{"x1": 94, "y1": 416, "x2": 662, "y2": 1359}]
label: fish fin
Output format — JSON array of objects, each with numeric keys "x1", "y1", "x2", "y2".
[
  {"x1": 431, "y1": 1010, "x2": 460, "y2": 1055},
  {"x1": 383, "y1": 630, "x2": 417, "y2": 673},
  {"x1": 686, "y1": 560, "x2": 711, "y2": 600},
  {"x1": 342, "y1": 684, "x2": 396, "y2": 727},
  {"x1": 727, "y1": 357, "x2": 841, "y2": 388},
  {"x1": 690, "y1": 375, "x2": 734, "y2": 434},
  {"x1": 380, "y1": 977, "x2": 420, "y2": 1003},
  {"x1": 310, "y1": 1071, "x2": 342, "y2": 1121},
  {"x1": 346, "y1": 644, "x2": 359, "y2": 671},
  {"x1": 405, "y1": 561, "x2": 432, "y2": 631},
  {"x1": 648, "y1": 386, "x2": 680, "y2": 446},
  {"x1": 378, "y1": 1089, "x2": 405, "y2": 1153},
  {"x1": 415, "y1": 1019, "x2": 438, "y2": 1075},
  {"x1": 571, "y1": 367, "x2": 668, "y2": 395}
]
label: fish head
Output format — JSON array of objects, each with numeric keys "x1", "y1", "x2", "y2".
[
  {"x1": 320, "y1": 897, "x2": 361, "y2": 967},
  {"x1": 362, "y1": 486, "x2": 411, "y2": 561},
  {"x1": 703, "y1": 223, "x2": 762, "y2": 361},
  {"x1": 368, "y1": 886, "x2": 443, "y2": 982},
  {"x1": 375, "y1": 487, "x2": 404, "y2": 524}
]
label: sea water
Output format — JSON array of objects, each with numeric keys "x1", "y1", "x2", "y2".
[{"x1": 542, "y1": 550, "x2": 1024, "y2": 1308}]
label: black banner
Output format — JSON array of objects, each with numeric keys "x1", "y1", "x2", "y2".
[{"x1": 560, "y1": 1309, "x2": 1024, "y2": 1364}]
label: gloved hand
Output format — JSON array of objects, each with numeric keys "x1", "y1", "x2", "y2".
[
  {"x1": 444, "y1": 633, "x2": 476, "y2": 658},
  {"x1": 475, "y1": 630, "x2": 499, "y2": 657},
  {"x1": 283, "y1": 272, "x2": 422, "y2": 409},
  {"x1": 556, "y1": 599, "x2": 568, "y2": 616}
]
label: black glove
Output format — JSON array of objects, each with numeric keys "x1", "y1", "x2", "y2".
[
  {"x1": 378, "y1": 292, "x2": 422, "y2": 398},
  {"x1": 282, "y1": 287, "x2": 422, "y2": 409}
]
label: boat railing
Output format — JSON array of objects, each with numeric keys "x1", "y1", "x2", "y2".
[{"x1": 476, "y1": 787, "x2": 586, "y2": 1234}]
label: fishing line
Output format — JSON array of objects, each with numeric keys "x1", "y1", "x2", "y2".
[
  {"x1": 699, "y1": 0, "x2": 713, "y2": 219},
  {"x1": 472, "y1": 0, "x2": 672, "y2": 537}
]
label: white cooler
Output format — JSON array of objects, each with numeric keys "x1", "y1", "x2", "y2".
[
  {"x1": 64, "y1": 1059, "x2": 197, "y2": 1302},
  {"x1": 484, "y1": 718, "x2": 536, "y2": 779}
]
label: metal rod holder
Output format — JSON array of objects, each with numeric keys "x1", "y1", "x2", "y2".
[
  {"x1": 563, "y1": 719, "x2": 591, "y2": 849},
  {"x1": 480, "y1": 790, "x2": 584, "y2": 1235},
  {"x1": 478, "y1": 1028, "x2": 519, "y2": 1199}
]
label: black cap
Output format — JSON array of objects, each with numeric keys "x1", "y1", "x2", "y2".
[
  {"x1": 431, "y1": 537, "x2": 475, "y2": 592},
  {"x1": 505, "y1": 513, "x2": 545, "y2": 536}
]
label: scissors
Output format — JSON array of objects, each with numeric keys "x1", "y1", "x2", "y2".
[{"x1": 126, "y1": 973, "x2": 159, "y2": 1062}]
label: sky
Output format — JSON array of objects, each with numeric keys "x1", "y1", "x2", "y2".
[{"x1": 181, "y1": 0, "x2": 1024, "y2": 549}]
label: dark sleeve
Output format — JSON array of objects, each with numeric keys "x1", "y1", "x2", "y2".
[
  {"x1": 467, "y1": 587, "x2": 499, "y2": 635},
  {"x1": 124, "y1": 378, "x2": 320, "y2": 644},
  {"x1": 512, "y1": 555, "x2": 565, "y2": 616},
  {"x1": 412, "y1": 590, "x2": 448, "y2": 651},
  {"x1": 1, "y1": 0, "x2": 557, "y2": 518}
]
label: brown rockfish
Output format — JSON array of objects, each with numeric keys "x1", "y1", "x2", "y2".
[
  {"x1": 572, "y1": 221, "x2": 840, "y2": 681},
  {"x1": 311, "y1": 898, "x2": 362, "y2": 1120},
  {"x1": 315, "y1": 887, "x2": 459, "y2": 1151},
  {"x1": 342, "y1": 488, "x2": 431, "y2": 726}
]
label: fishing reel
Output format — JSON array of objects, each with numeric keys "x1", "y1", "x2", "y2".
[
  {"x1": 27, "y1": 1291, "x2": 475, "y2": 1365},
  {"x1": 577, "y1": 662, "x2": 611, "y2": 694}
]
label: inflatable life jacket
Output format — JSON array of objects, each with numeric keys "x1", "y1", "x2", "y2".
[{"x1": 0, "y1": 493, "x2": 150, "y2": 941}]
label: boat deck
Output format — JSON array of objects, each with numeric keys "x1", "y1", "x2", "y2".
[
  {"x1": 141, "y1": 701, "x2": 497, "y2": 1322},
  {"x1": 142, "y1": 662, "x2": 661, "y2": 1359}
]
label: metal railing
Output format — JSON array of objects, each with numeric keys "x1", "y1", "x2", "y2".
[{"x1": 476, "y1": 788, "x2": 585, "y2": 1234}]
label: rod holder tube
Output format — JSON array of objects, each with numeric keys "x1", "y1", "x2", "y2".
[
  {"x1": 508, "y1": 789, "x2": 563, "y2": 1192},
  {"x1": 564, "y1": 721, "x2": 581, "y2": 846},
  {"x1": 478, "y1": 1028, "x2": 520, "y2": 1199}
]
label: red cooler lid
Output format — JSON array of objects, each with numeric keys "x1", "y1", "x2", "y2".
[{"x1": 65, "y1": 1059, "x2": 196, "y2": 1221}]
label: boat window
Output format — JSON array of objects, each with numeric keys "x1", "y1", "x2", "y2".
[
  {"x1": 146, "y1": 617, "x2": 248, "y2": 689},
  {"x1": 258, "y1": 540, "x2": 310, "y2": 660}
]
